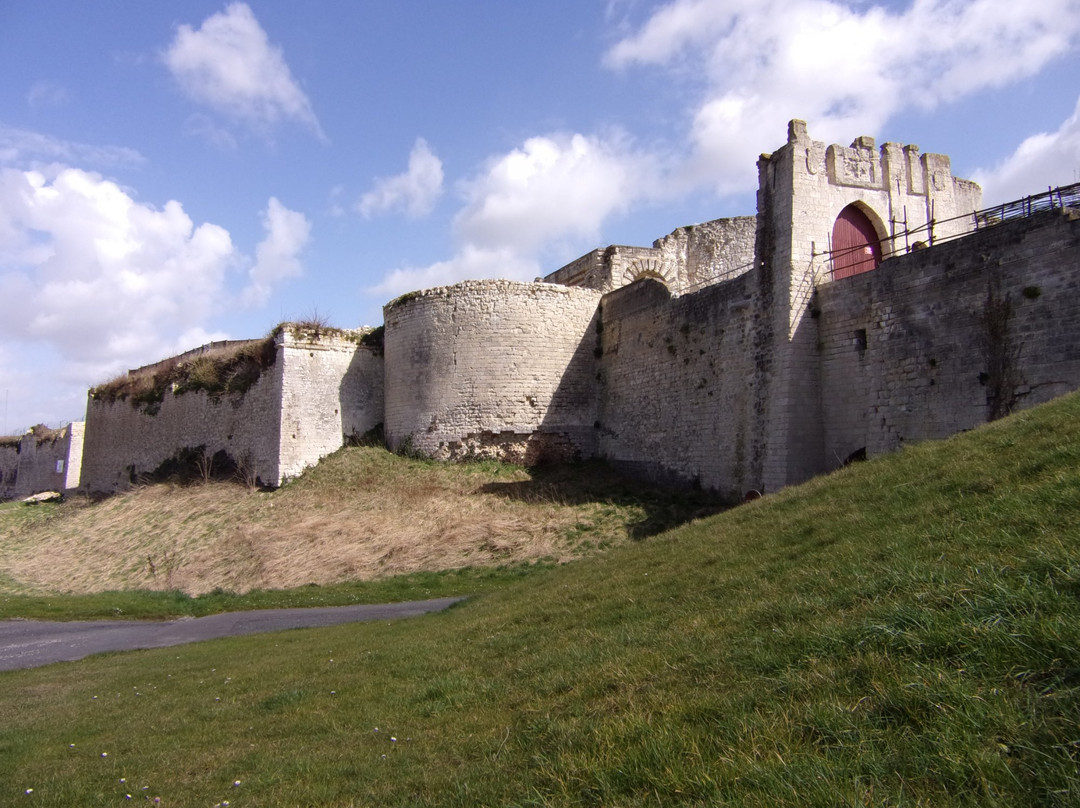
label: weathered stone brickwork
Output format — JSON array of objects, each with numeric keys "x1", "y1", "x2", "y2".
[
  {"x1": 81, "y1": 360, "x2": 285, "y2": 493},
  {"x1": 81, "y1": 329, "x2": 383, "y2": 493},
  {"x1": 277, "y1": 330, "x2": 383, "y2": 481},
  {"x1": 595, "y1": 276, "x2": 759, "y2": 498},
  {"x1": 653, "y1": 216, "x2": 758, "y2": 291},
  {"x1": 816, "y1": 207, "x2": 1080, "y2": 468},
  {"x1": 0, "y1": 423, "x2": 84, "y2": 500},
  {"x1": 0, "y1": 441, "x2": 21, "y2": 500},
  {"x1": 543, "y1": 216, "x2": 757, "y2": 295},
  {"x1": 37, "y1": 121, "x2": 1080, "y2": 504},
  {"x1": 383, "y1": 280, "x2": 602, "y2": 463}
]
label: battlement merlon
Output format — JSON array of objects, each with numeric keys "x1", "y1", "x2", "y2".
[{"x1": 781, "y1": 118, "x2": 981, "y2": 207}]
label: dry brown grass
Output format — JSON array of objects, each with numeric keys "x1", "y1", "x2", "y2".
[{"x1": 0, "y1": 448, "x2": 721, "y2": 596}]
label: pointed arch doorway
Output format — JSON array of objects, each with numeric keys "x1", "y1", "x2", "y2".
[{"x1": 831, "y1": 204, "x2": 882, "y2": 279}]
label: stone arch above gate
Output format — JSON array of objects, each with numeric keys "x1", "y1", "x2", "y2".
[{"x1": 621, "y1": 256, "x2": 677, "y2": 290}]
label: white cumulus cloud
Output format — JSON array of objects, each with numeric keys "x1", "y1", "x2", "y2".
[
  {"x1": 0, "y1": 159, "x2": 310, "y2": 426},
  {"x1": 455, "y1": 131, "x2": 651, "y2": 254},
  {"x1": 243, "y1": 196, "x2": 312, "y2": 306},
  {"x1": 368, "y1": 130, "x2": 653, "y2": 299},
  {"x1": 163, "y1": 2, "x2": 324, "y2": 140},
  {"x1": 0, "y1": 166, "x2": 236, "y2": 383},
  {"x1": 973, "y1": 94, "x2": 1080, "y2": 204},
  {"x1": 606, "y1": 0, "x2": 1080, "y2": 193},
  {"x1": 358, "y1": 138, "x2": 444, "y2": 219}
]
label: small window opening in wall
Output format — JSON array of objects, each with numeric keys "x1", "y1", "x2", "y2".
[
  {"x1": 55, "y1": 459, "x2": 65, "y2": 474},
  {"x1": 854, "y1": 328, "x2": 867, "y2": 351}
]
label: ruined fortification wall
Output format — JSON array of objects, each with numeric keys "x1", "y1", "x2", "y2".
[
  {"x1": 595, "y1": 275, "x2": 760, "y2": 498},
  {"x1": 383, "y1": 280, "x2": 602, "y2": 463},
  {"x1": 0, "y1": 424, "x2": 84, "y2": 500},
  {"x1": 64, "y1": 421, "x2": 84, "y2": 490},
  {"x1": 12, "y1": 425, "x2": 83, "y2": 496},
  {"x1": 543, "y1": 245, "x2": 670, "y2": 293},
  {"x1": 277, "y1": 331, "x2": 383, "y2": 481},
  {"x1": 80, "y1": 361, "x2": 284, "y2": 493},
  {"x1": 56, "y1": 121, "x2": 1079, "y2": 505},
  {"x1": 0, "y1": 442, "x2": 19, "y2": 500},
  {"x1": 80, "y1": 329, "x2": 383, "y2": 493},
  {"x1": 816, "y1": 207, "x2": 1080, "y2": 470},
  {"x1": 544, "y1": 216, "x2": 757, "y2": 296},
  {"x1": 653, "y1": 216, "x2": 758, "y2": 291}
]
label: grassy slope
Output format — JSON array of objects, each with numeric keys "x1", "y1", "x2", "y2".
[
  {"x1": 1, "y1": 393, "x2": 1079, "y2": 806},
  {"x1": 0, "y1": 451, "x2": 723, "y2": 604}
]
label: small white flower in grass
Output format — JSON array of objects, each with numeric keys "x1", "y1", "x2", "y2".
[
  {"x1": 125, "y1": 795, "x2": 131, "y2": 800},
  {"x1": 24, "y1": 788, "x2": 32, "y2": 794},
  {"x1": 119, "y1": 778, "x2": 125, "y2": 783},
  {"x1": 233, "y1": 780, "x2": 241, "y2": 787},
  {"x1": 101, "y1": 752, "x2": 108, "y2": 757},
  {"x1": 390, "y1": 737, "x2": 397, "y2": 742}
]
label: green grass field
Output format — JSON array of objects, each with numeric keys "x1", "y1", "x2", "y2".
[{"x1": 2, "y1": 393, "x2": 1079, "y2": 806}]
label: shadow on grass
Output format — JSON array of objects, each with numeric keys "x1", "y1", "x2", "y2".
[{"x1": 475, "y1": 460, "x2": 732, "y2": 539}]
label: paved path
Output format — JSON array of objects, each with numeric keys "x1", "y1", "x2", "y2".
[{"x1": 0, "y1": 597, "x2": 465, "y2": 671}]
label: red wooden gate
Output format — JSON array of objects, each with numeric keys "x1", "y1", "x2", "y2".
[{"x1": 831, "y1": 205, "x2": 881, "y2": 279}]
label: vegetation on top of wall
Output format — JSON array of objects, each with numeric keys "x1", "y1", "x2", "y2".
[
  {"x1": 284, "y1": 316, "x2": 337, "y2": 343},
  {"x1": 358, "y1": 325, "x2": 384, "y2": 353},
  {"x1": 280, "y1": 319, "x2": 383, "y2": 353},
  {"x1": 0, "y1": 435, "x2": 21, "y2": 450},
  {"x1": 28, "y1": 424, "x2": 65, "y2": 445},
  {"x1": 87, "y1": 316, "x2": 380, "y2": 417},
  {"x1": 384, "y1": 289, "x2": 423, "y2": 309},
  {"x1": 90, "y1": 335, "x2": 278, "y2": 415}
]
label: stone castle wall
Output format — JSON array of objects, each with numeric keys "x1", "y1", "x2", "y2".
[
  {"x1": 14, "y1": 424, "x2": 83, "y2": 496},
  {"x1": 653, "y1": 216, "x2": 758, "y2": 291},
  {"x1": 589, "y1": 206, "x2": 1080, "y2": 496},
  {"x1": 817, "y1": 207, "x2": 1080, "y2": 468},
  {"x1": 383, "y1": 280, "x2": 602, "y2": 463},
  {"x1": 81, "y1": 330, "x2": 383, "y2": 493},
  {"x1": 594, "y1": 275, "x2": 761, "y2": 498},
  {"x1": 277, "y1": 331, "x2": 384, "y2": 481},
  {"x1": 80, "y1": 358, "x2": 285, "y2": 493},
  {"x1": 0, "y1": 424, "x2": 83, "y2": 500},
  {"x1": 543, "y1": 216, "x2": 757, "y2": 296},
  {"x1": 0, "y1": 442, "x2": 21, "y2": 499},
  {"x1": 30, "y1": 122, "x2": 1079, "y2": 505},
  {"x1": 749, "y1": 120, "x2": 985, "y2": 491}
]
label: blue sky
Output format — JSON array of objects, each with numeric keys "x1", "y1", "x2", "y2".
[{"x1": 2, "y1": 0, "x2": 1080, "y2": 433}]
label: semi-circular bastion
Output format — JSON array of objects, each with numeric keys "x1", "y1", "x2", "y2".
[{"x1": 383, "y1": 279, "x2": 603, "y2": 463}]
